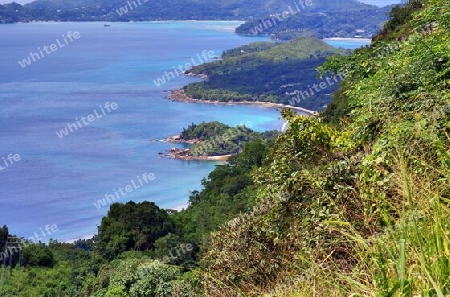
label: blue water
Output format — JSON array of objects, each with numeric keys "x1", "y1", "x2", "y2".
[
  {"x1": 0, "y1": 21, "x2": 363, "y2": 242},
  {"x1": 324, "y1": 39, "x2": 371, "y2": 50},
  {"x1": 359, "y1": 0, "x2": 401, "y2": 6}
]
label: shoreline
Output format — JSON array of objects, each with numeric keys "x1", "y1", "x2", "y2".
[
  {"x1": 157, "y1": 135, "x2": 234, "y2": 161},
  {"x1": 166, "y1": 147, "x2": 233, "y2": 161},
  {"x1": 167, "y1": 89, "x2": 318, "y2": 116}
]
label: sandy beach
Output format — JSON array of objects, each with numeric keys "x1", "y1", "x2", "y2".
[
  {"x1": 168, "y1": 89, "x2": 318, "y2": 116},
  {"x1": 165, "y1": 146, "x2": 233, "y2": 161}
]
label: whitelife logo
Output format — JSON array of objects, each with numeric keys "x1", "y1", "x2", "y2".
[
  {"x1": 0, "y1": 224, "x2": 58, "y2": 261},
  {"x1": 0, "y1": 153, "x2": 21, "y2": 171},
  {"x1": 56, "y1": 102, "x2": 118, "y2": 139},
  {"x1": 288, "y1": 73, "x2": 346, "y2": 106},
  {"x1": 18, "y1": 31, "x2": 81, "y2": 68},
  {"x1": 116, "y1": 0, "x2": 149, "y2": 16},
  {"x1": 94, "y1": 173, "x2": 156, "y2": 209},
  {"x1": 250, "y1": 1, "x2": 313, "y2": 35},
  {"x1": 153, "y1": 50, "x2": 216, "y2": 87}
]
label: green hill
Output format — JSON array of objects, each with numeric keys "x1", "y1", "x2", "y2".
[
  {"x1": 183, "y1": 37, "x2": 347, "y2": 111},
  {"x1": 235, "y1": 6, "x2": 392, "y2": 39}
]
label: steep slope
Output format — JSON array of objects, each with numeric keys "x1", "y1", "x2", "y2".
[{"x1": 203, "y1": 0, "x2": 450, "y2": 295}]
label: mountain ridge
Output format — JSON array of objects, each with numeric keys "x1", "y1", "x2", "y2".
[{"x1": 1, "y1": 0, "x2": 386, "y2": 23}]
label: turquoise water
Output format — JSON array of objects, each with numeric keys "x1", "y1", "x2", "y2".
[
  {"x1": 360, "y1": 0, "x2": 401, "y2": 6},
  {"x1": 0, "y1": 21, "x2": 363, "y2": 242},
  {"x1": 324, "y1": 39, "x2": 371, "y2": 49}
]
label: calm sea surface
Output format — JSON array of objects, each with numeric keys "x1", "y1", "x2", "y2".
[{"x1": 0, "y1": 21, "x2": 369, "y2": 241}]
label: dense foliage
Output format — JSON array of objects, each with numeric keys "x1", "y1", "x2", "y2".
[
  {"x1": 97, "y1": 201, "x2": 175, "y2": 260},
  {"x1": 374, "y1": 0, "x2": 426, "y2": 42},
  {"x1": 184, "y1": 37, "x2": 345, "y2": 111},
  {"x1": 204, "y1": 0, "x2": 450, "y2": 295},
  {"x1": 320, "y1": 0, "x2": 431, "y2": 124},
  {"x1": 2, "y1": 1, "x2": 449, "y2": 296},
  {"x1": 174, "y1": 138, "x2": 274, "y2": 249},
  {"x1": 178, "y1": 121, "x2": 278, "y2": 156},
  {"x1": 180, "y1": 121, "x2": 230, "y2": 141}
]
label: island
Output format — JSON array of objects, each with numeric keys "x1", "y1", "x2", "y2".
[{"x1": 162, "y1": 121, "x2": 279, "y2": 160}]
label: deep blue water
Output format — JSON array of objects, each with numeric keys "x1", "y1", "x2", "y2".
[{"x1": 0, "y1": 22, "x2": 369, "y2": 242}]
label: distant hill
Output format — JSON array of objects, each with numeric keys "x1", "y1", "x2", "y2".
[
  {"x1": 0, "y1": 0, "x2": 385, "y2": 23},
  {"x1": 236, "y1": 6, "x2": 393, "y2": 39}
]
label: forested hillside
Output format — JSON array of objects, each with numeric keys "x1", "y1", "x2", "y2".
[
  {"x1": 235, "y1": 6, "x2": 392, "y2": 39},
  {"x1": 1, "y1": 0, "x2": 449, "y2": 296},
  {"x1": 183, "y1": 37, "x2": 347, "y2": 111},
  {"x1": 204, "y1": 0, "x2": 450, "y2": 295}
]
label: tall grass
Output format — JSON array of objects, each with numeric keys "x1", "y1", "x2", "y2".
[{"x1": 270, "y1": 151, "x2": 450, "y2": 297}]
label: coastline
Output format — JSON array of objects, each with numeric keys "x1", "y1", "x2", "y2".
[
  {"x1": 165, "y1": 146, "x2": 233, "y2": 161},
  {"x1": 160, "y1": 135, "x2": 234, "y2": 161},
  {"x1": 167, "y1": 89, "x2": 318, "y2": 116}
]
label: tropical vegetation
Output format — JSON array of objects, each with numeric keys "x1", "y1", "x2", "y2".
[
  {"x1": 184, "y1": 37, "x2": 346, "y2": 111},
  {"x1": 1, "y1": 0, "x2": 449, "y2": 296},
  {"x1": 178, "y1": 121, "x2": 278, "y2": 156}
]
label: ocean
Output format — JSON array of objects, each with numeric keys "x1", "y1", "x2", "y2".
[
  {"x1": 360, "y1": 0, "x2": 401, "y2": 6},
  {"x1": 0, "y1": 21, "x2": 369, "y2": 242}
]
